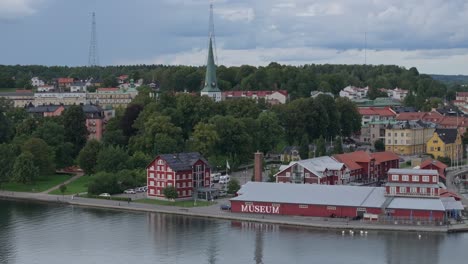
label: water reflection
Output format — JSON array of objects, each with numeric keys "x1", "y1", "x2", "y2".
[
  {"x1": 0, "y1": 200, "x2": 15, "y2": 263},
  {"x1": 384, "y1": 232, "x2": 444, "y2": 264}
]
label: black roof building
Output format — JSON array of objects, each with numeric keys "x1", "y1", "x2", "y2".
[{"x1": 156, "y1": 152, "x2": 210, "y2": 171}]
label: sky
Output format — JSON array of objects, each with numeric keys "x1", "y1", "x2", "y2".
[{"x1": 0, "y1": 0, "x2": 467, "y2": 75}]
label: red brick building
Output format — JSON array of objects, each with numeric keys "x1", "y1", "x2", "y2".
[{"x1": 146, "y1": 152, "x2": 211, "y2": 199}]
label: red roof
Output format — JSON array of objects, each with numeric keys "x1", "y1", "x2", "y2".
[
  {"x1": 58, "y1": 78, "x2": 74, "y2": 84},
  {"x1": 358, "y1": 107, "x2": 396, "y2": 117},
  {"x1": 15, "y1": 89, "x2": 32, "y2": 93},
  {"x1": 439, "y1": 190, "x2": 462, "y2": 201},
  {"x1": 456, "y1": 92, "x2": 468, "y2": 97},
  {"x1": 396, "y1": 112, "x2": 427, "y2": 120},
  {"x1": 420, "y1": 159, "x2": 448, "y2": 170},
  {"x1": 371, "y1": 151, "x2": 399, "y2": 163},
  {"x1": 118, "y1": 75, "x2": 129, "y2": 80},
  {"x1": 333, "y1": 151, "x2": 372, "y2": 170}
]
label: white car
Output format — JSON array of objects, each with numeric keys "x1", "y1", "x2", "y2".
[
  {"x1": 99, "y1": 193, "x2": 111, "y2": 197},
  {"x1": 211, "y1": 173, "x2": 221, "y2": 183},
  {"x1": 124, "y1": 189, "x2": 136, "y2": 194},
  {"x1": 219, "y1": 175, "x2": 230, "y2": 184}
]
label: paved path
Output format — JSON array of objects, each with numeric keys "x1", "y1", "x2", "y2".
[{"x1": 41, "y1": 172, "x2": 84, "y2": 194}]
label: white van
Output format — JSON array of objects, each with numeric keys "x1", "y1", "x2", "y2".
[
  {"x1": 219, "y1": 175, "x2": 230, "y2": 184},
  {"x1": 211, "y1": 172, "x2": 221, "y2": 183}
]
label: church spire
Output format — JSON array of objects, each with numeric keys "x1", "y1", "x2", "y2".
[{"x1": 200, "y1": 3, "x2": 222, "y2": 101}]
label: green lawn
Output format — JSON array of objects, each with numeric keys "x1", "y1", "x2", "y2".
[
  {"x1": 49, "y1": 175, "x2": 90, "y2": 195},
  {"x1": 0, "y1": 88, "x2": 18, "y2": 92},
  {"x1": 135, "y1": 198, "x2": 216, "y2": 207},
  {"x1": 1, "y1": 174, "x2": 72, "y2": 193}
]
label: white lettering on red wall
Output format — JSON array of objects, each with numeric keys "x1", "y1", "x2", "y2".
[{"x1": 241, "y1": 204, "x2": 280, "y2": 214}]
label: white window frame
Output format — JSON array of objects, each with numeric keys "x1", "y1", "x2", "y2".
[
  {"x1": 410, "y1": 187, "x2": 417, "y2": 193},
  {"x1": 420, "y1": 187, "x2": 427, "y2": 194},
  {"x1": 392, "y1": 175, "x2": 399, "y2": 181},
  {"x1": 412, "y1": 175, "x2": 419, "y2": 182},
  {"x1": 389, "y1": 187, "x2": 396, "y2": 195},
  {"x1": 286, "y1": 172, "x2": 291, "y2": 177},
  {"x1": 422, "y1": 176, "x2": 429, "y2": 182},
  {"x1": 432, "y1": 176, "x2": 437, "y2": 183},
  {"x1": 399, "y1": 186, "x2": 406, "y2": 193},
  {"x1": 402, "y1": 175, "x2": 409, "y2": 181}
]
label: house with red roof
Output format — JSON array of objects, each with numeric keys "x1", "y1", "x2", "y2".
[
  {"x1": 57, "y1": 78, "x2": 74, "y2": 88},
  {"x1": 419, "y1": 159, "x2": 448, "y2": 183},
  {"x1": 333, "y1": 151, "x2": 399, "y2": 183},
  {"x1": 222, "y1": 90, "x2": 288, "y2": 104},
  {"x1": 359, "y1": 106, "x2": 397, "y2": 126}
]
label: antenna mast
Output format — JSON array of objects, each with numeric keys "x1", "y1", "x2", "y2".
[
  {"x1": 88, "y1": 12, "x2": 99, "y2": 66},
  {"x1": 364, "y1": 31, "x2": 367, "y2": 65}
]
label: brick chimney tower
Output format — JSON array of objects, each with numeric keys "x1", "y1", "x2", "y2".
[{"x1": 254, "y1": 151, "x2": 263, "y2": 182}]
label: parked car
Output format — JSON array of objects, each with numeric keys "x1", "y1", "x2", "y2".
[
  {"x1": 99, "y1": 193, "x2": 111, "y2": 197},
  {"x1": 218, "y1": 190, "x2": 227, "y2": 197},
  {"x1": 124, "y1": 189, "x2": 136, "y2": 194},
  {"x1": 136, "y1": 187, "x2": 145, "y2": 193},
  {"x1": 220, "y1": 204, "x2": 231, "y2": 211},
  {"x1": 211, "y1": 173, "x2": 221, "y2": 183},
  {"x1": 219, "y1": 175, "x2": 230, "y2": 184}
]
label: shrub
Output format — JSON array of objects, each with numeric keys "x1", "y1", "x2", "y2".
[{"x1": 163, "y1": 186, "x2": 178, "y2": 199}]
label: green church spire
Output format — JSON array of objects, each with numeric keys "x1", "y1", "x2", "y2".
[{"x1": 201, "y1": 36, "x2": 221, "y2": 93}]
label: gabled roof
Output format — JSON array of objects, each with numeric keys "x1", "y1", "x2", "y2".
[
  {"x1": 396, "y1": 112, "x2": 427, "y2": 120},
  {"x1": 371, "y1": 151, "x2": 399, "y2": 163},
  {"x1": 149, "y1": 152, "x2": 210, "y2": 171},
  {"x1": 281, "y1": 146, "x2": 299, "y2": 154},
  {"x1": 333, "y1": 151, "x2": 371, "y2": 170},
  {"x1": 223, "y1": 90, "x2": 288, "y2": 98},
  {"x1": 420, "y1": 159, "x2": 448, "y2": 170},
  {"x1": 276, "y1": 156, "x2": 344, "y2": 178},
  {"x1": 358, "y1": 106, "x2": 396, "y2": 117},
  {"x1": 434, "y1": 128, "x2": 458, "y2": 144}
]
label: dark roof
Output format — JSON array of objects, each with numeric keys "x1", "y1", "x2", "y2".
[
  {"x1": 158, "y1": 152, "x2": 209, "y2": 171},
  {"x1": 435, "y1": 128, "x2": 458, "y2": 144},
  {"x1": 392, "y1": 106, "x2": 417, "y2": 113},
  {"x1": 282, "y1": 146, "x2": 299, "y2": 154},
  {"x1": 0, "y1": 92, "x2": 34, "y2": 97}
]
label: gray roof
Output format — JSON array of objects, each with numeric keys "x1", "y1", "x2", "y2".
[
  {"x1": 386, "y1": 120, "x2": 436, "y2": 129},
  {"x1": 441, "y1": 197, "x2": 464, "y2": 210},
  {"x1": 276, "y1": 156, "x2": 345, "y2": 179},
  {"x1": 387, "y1": 169, "x2": 438, "y2": 176},
  {"x1": 0, "y1": 92, "x2": 34, "y2": 97},
  {"x1": 231, "y1": 182, "x2": 386, "y2": 208},
  {"x1": 387, "y1": 198, "x2": 445, "y2": 211},
  {"x1": 27, "y1": 104, "x2": 103, "y2": 114},
  {"x1": 435, "y1": 128, "x2": 458, "y2": 144},
  {"x1": 157, "y1": 152, "x2": 210, "y2": 171}
]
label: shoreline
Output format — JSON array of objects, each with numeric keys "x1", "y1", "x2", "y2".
[{"x1": 1, "y1": 191, "x2": 467, "y2": 234}]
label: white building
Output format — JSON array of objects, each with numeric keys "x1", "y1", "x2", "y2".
[
  {"x1": 70, "y1": 82, "x2": 87, "y2": 92},
  {"x1": 37, "y1": 85, "x2": 55, "y2": 92},
  {"x1": 31, "y1": 77, "x2": 45, "y2": 87},
  {"x1": 339, "y1": 86, "x2": 369, "y2": 100},
  {"x1": 392, "y1": 88, "x2": 409, "y2": 101}
]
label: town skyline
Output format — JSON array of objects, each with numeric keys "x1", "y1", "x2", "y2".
[{"x1": 0, "y1": 0, "x2": 467, "y2": 75}]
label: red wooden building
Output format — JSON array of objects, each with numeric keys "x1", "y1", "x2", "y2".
[
  {"x1": 231, "y1": 168, "x2": 463, "y2": 221},
  {"x1": 146, "y1": 152, "x2": 211, "y2": 199},
  {"x1": 419, "y1": 159, "x2": 448, "y2": 183}
]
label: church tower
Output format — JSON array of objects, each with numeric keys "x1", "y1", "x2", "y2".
[{"x1": 200, "y1": 3, "x2": 222, "y2": 102}]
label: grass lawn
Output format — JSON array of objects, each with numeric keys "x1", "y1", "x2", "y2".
[
  {"x1": 135, "y1": 198, "x2": 216, "y2": 207},
  {"x1": 49, "y1": 175, "x2": 90, "y2": 195},
  {"x1": 0, "y1": 88, "x2": 18, "y2": 93},
  {"x1": 1, "y1": 174, "x2": 72, "y2": 193}
]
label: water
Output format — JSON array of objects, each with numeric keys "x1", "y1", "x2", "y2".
[{"x1": 1, "y1": 199, "x2": 467, "y2": 264}]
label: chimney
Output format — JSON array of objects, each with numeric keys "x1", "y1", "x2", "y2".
[{"x1": 254, "y1": 151, "x2": 263, "y2": 182}]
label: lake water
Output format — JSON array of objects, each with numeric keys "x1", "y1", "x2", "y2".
[{"x1": 1, "y1": 199, "x2": 467, "y2": 264}]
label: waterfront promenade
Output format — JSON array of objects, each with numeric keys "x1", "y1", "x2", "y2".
[{"x1": 0, "y1": 189, "x2": 466, "y2": 234}]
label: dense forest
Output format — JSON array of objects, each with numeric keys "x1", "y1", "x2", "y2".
[{"x1": 0, "y1": 63, "x2": 456, "y2": 110}]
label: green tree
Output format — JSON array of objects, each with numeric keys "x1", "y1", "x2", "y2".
[
  {"x1": 87, "y1": 172, "x2": 120, "y2": 195},
  {"x1": 299, "y1": 134, "x2": 309, "y2": 159},
  {"x1": 95, "y1": 145, "x2": 130, "y2": 173},
  {"x1": 63, "y1": 106, "x2": 88, "y2": 155},
  {"x1": 190, "y1": 123, "x2": 219, "y2": 156},
  {"x1": 335, "y1": 97, "x2": 361, "y2": 137},
  {"x1": 227, "y1": 178, "x2": 240, "y2": 194},
  {"x1": 0, "y1": 108, "x2": 12, "y2": 143},
  {"x1": 77, "y1": 140, "x2": 102, "y2": 174},
  {"x1": 163, "y1": 186, "x2": 178, "y2": 200},
  {"x1": 332, "y1": 136, "x2": 344, "y2": 154},
  {"x1": 22, "y1": 138, "x2": 55, "y2": 176},
  {"x1": 33, "y1": 120, "x2": 65, "y2": 147},
  {"x1": 102, "y1": 75, "x2": 118, "y2": 87},
  {"x1": 12, "y1": 152, "x2": 39, "y2": 184},
  {"x1": 257, "y1": 111, "x2": 283, "y2": 154},
  {"x1": 0, "y1": 143, "x2": 19, "y2": 187},
  {"x1": 128, "y1": 151, "x2": 152, "y2": 170},
  {"x1": 59, "y1": 184, "x2": 67, "y2": 196},
  {"x1": 374, "y1": 138, "x2": 385, "y2": 152},
  {"x1": 55, "y1": 142, "x2": 75, "y2": 169},
  {"x1": 314, "y1": 136, "x2": 327, "y2": 157}
]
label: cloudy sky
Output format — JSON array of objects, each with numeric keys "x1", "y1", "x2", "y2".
[{"x1": 0, "y1": 0, "x2": 467, "y2": 74}]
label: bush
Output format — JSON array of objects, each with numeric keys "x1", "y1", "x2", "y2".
[
  {"x1": 163, "y1": 186, "x2": 178, "y2": 199},
  {"x1": 227, "y1": 178, "x2": 240, "y2": 194}
]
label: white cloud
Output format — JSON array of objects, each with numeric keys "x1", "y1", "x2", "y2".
[
  {"x1": 0, "y1": 0, "x2": 40, "y2": 20},
  {"x1": 215, "y1": 7, "x2": 255, "y2": 22}
]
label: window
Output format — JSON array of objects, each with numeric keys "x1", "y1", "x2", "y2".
[
  {"x1": 150, "y1": 181, "x2": 154, "y2": 186},
  {"x1": 167, "y1": 182, "x2": 172, "y2": 187},
  {"x1": 150, "y1": 189, "x2": 155, "y2": 195},
  {"x1": 327, "y1": 206, "x2": 336, "y2": 210},
  {"x1": 177, "y1": 183, "x2": 180, "y2": 188},
  {"x1": 176, "y1": 174, "x2": 179, "y2": 180},
  {"x1": 182, "y1": 190, "x2": 186, "y2": 196},
  {"x1": 182, "y1": 174, "x2": 185, "y2": 179},
  {"x1": 430, "y1": 147, "x2": 434, "y2": 151},
  {"x1": 422, "y1": 176, "x2": 429, "y2": 182},
  {"x1": 402, "y1": 175, "x2": 409, "y2": 181},
  {"x1": 389, "y1": 186, "x2": 396, "y2": 195},
  {"x1": 394, "y1": 133, "x2": 397, "y2": 136},
  {"x1": 299, "y1": 205, "x2": 308, "y2": 208},
  {"x1": 168, "y1": 174, "x2": 172, "y2": 180},
  {"x1": 149, "y1": 173, "x2": 154, "y2": 178},
  {"x1": 161, "y1": 182, "x2": 165, "y2": 188},
  {"x1": 388, "y1": 132, "x2": 391, "y2": 136},
  {"x1": 305, "y1": 173, "x2": 310, "y2": 178},
  {"x1": 157, "y1": 189, "x2": 160, "y2": 195},
  {"x1": 188, "y1": 190, "x2": 192, "y2": 196},
  {"x1": 432, "y1": 176, "x2": 437, "y2": 183},
  {"x1": 392, "y1": 175, "x2": 399, "y2": 181},
  {"x1": 394, "y1": 140, "x2": 397, "y2": 144},
  {"x1": 399, "y1": 186, "x2": 406, "y2": 193},
  {"x1": 286, "y1": 172, "x2": 291, "y2": 177},
  {"x1": 412, "y1": 175, "x2": 419, "y2": 182},
  {"x1": 420, "y1": 188, "x2": 427, "y2": 194},
  {"x1": 401, "y1": 133, "x2": 404, "y2": 137},
  {"x1": 388, "y1": 140, "x2": 391, "y2": 144},
  {"x1": 410, "y1": 187, "x2": 417, "y2": 193},
  {"x1": 406, "y1": 133, "x2": 409, "y2": 137}
]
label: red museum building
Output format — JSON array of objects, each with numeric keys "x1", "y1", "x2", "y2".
[
  {"x1": 146, "y1": 152, "x2": 211, "y2": 199},
  {"x1": 231, "y1": 168, "x2": 463, "y2": 221}
]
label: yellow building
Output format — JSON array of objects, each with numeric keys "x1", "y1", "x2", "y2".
[
  {"x1": 426, "y1": 128, "x2": 462, "y2": 161},
  {"x1": 385, "y1": 120, "x2": 435, "y2": 155}
]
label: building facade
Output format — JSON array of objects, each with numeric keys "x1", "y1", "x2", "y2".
[
  {"x1": 385, "y1": 120, "x2": 436, "y2": 155},
  {"x1": 223, "y1": 90, "x2": 288, "y2": 104},
  {"x1": 386, "y1": 168, "x2": 440, "y2": 197},
  {"x1": 146, "y1": 152, "x2": 211, "y2": 199},
  {"x1": 275, "y1": 156, "x2": 349, "y2": 185},
  {"x1": 34, "y1": 92, "x2": 87, "y2": 106},
  {"x1": 426, "y1": 128, "x2": 463, "y2": 161}
]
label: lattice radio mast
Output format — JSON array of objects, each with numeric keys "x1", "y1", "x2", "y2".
[{"x1": 88, "y1": 12, "x2": 99, "y2": 66}]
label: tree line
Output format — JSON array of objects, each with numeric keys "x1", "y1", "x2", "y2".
[{"x1": 0, "y1": 63, "x2": 451, "y2": 110}]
